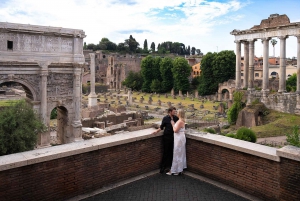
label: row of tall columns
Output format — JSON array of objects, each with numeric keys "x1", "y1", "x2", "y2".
[{"x1": 235, "y1": 35, "x2": 296, "y2": 96}]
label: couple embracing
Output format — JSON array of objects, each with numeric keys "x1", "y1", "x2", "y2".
[{"x1": 153, "y1": 106, "x2": 187, "y2": 175}]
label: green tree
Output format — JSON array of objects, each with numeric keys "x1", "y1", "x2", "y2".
[
  {"x1": 270, "y1": 39, "x2": 277, "y2": 57},
  {"x1": 286, "y1": 125, "x2": 300, "y2": 147},
  {"x1": 198, "y1": 51, "x2": 235, "y2": 95},
  {"x1": 187, "y1": 46, "x2": 190, "y2": 55},
  {"x1": 190, "y1": 76, "x2": 201, "y2": 90},
  {"x1": 160, "y1": 57, "x2": 174, "y2": 93},
  {"x1": 150, "y1": 79, "x2": 161, "y2": 93},
  {"x1": 227, "y1": 91, "x2": 244, "y2": 124},
  {"x1": 0, "y1": 100, "x2": 45, "y2": 156},
  {"x1": 191, "y1": 47, "x2": 196, "y2": 55},
  {"x1": 122, "y1": 71, "x2": 143, "y2": 91},
  {"x1": 153, "y1": 57, "x2": 162, "y2": 81},
  {"x1": 117, "y1": 42, "x2": 129, "y2": 52},
  {"x1": 141, "y1": 56, "x2": 154, "y2": 92},
  {"x1": 143, "y1": 39, "x2": 148, "y2": 51},
  {"x1": 286, "y1": 73, "x2": 296, "y2": 92},
  {"x1": 125, "y1": 35, "x2": 139, "y2": 52},
  {"x1": 172, "y1": 57, "x2": 191, "y2": 93},
  {"x1": 150, "y1": 42, "x2": 155, "y2": 53}
]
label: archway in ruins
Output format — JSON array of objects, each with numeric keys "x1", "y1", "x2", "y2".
[
  {"x1": 49, "y1": 106, "x2": 69, "y2": 144},
  {"x1": 0, "y1": 80, "x2": 37, "y2": 101}
]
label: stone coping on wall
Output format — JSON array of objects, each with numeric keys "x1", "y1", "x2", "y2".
[
  {"x1": 276, "y1": 145, "x2": 300, "y2": 162},
  {"x1": 0, "y1": 128, "x2": 160, "y2": 172},
  {"x1": 185, "y1": 130, "x2": 280, "y2": 162},
  {"x1": 2, "y1": 128, "x2": 300, "y2": 172}
]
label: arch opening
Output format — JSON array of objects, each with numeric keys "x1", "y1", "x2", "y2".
[
  {"x1": 0, "y1": 81, "x2": 34, "y2": 101},
  {"x1": 50, "y1": 106, "x2": 68, "y2": 145}
]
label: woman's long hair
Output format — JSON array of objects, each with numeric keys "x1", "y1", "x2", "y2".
[{"x1": 177, "y1": 109, "x2": 185, "y2": 122}]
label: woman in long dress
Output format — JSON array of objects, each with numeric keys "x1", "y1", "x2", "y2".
[{"x1": 167, "y1": 109, "x2": 187, "y2": 175}]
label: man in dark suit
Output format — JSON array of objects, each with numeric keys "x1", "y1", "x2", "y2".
[{"x1": 152, "y1": 106, "x2": 178, "y2": 173}]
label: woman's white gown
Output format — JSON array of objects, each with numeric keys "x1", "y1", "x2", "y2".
[{"x1": 170, "y1": 126, "x2": 187, "y2": 174}]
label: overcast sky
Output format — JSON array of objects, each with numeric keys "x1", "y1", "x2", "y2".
[{"x1": 1, "y1": 0, "x2": 300, "y2": 58}]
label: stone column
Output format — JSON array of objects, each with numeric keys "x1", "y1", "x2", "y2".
[
  {"x1": 248, "y1": 39, "x2": 256, "y2": 90},
  {"x1": 88, "y1": 53, "x2": 97, "y2": 108},
  {"x1": 247, "y1": 39, "x2": 256, "y2": 105},
  {"x1": 297, "y1": 35, "x2": 300, "y2": 94},
  {"x1": 243, "y1": 41, "x2": 249, "y2": 89},
  {"x1": 39, "y1": 62, "x2": 50, "y2": 147},
  {"x1": 73, "y1": 67, "x2": 83, "y2": 142},
  {"x1": 235, "y1": 40, "x2": 241, "y2": 89},
  {"x1": 296, "y1": 35, "x2": 300, "y2": 106},
  {"x1": 262, "y1": 37, "x2": 270, "y2": 96},
  {"x1": 278, "y1": 36, "x2": 288, "y2": 93},
  {"x1": 128, "y1": 88, "x2": 132, "y2": 105}
]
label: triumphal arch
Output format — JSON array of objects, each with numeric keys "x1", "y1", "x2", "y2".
[
  {"x1": 0, "y1": 22, "x2": 86, "y2": 146},
  {"x1": 230, "y1": 14, "x2": 300, "y2": 113}
]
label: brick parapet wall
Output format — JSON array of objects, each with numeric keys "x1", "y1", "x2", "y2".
[
  {"x1": 0, "y1": 129, "x2": 300, "y2": 201},
  {"x1": 186, "y1": 139, "x2": 280, "y2": 200},
  {"x1": 0, "y1": 128, "x2": 162, "y2": 201}
]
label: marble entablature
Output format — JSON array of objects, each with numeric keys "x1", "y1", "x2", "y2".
[{"x1": 0, "y1": 22, "x2": 86, "y2": 63}]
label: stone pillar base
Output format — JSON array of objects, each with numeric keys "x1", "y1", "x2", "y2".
[
  {"x1": 72, "y1": 121, "x2": 83, "y2": 142},
  {"x1": 246, "y1": 88, "x2": 255, "y2": 106},
  {"x1": 88, "y1": 93, "x2": 98, "y2": 108},
  {"x1": 37, "y1": 131, "x2": 51, "y2": 148}
]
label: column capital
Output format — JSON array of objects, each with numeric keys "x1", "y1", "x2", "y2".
[
  {"x1": 278, "y1": 35, "x2": 289, "y2": 40},
  {"x1": 261, "y1": 37, "x2": 271, "y2": 42},
  {"x1": 89, "y1": 53, "x2": 95, "y2": 60},
  {"x1": 40, "y1": 69, "x2": 48, "y2": 77},
  {"x1": 234, "y1": 40, "x2": 241, "y2": 44},
  {"x1": 295, "y1": 35, "x2": 300, "y2": 40},
  {"x1": 247, "y1": 39, "x2": 257, "y2": 43},
  {"x1": 37, "y1": 61, "x2": 51, "y2": 69},
  {"x1": 242, "y1": 40, "x2": 249, "y2": 45}
]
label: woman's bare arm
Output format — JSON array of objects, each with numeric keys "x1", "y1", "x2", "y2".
[{"x1": 173, "y1": 120, "x2": 184, "y2": 133}]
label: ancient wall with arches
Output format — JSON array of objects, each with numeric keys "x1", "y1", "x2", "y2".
[{"x1": 0, "y1": 22, "x2": 86, "y2": 146}]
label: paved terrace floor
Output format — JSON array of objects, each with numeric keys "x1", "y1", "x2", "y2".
[{"x1": 80, "y1": 172, "x2": 256, "y2": 201}]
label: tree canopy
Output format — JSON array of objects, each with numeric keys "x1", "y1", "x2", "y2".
[
  {"x1": 172, "y1": 57, "x2": 192, "y2": 93},
  {"x1": 198, "y1": 50, "x2": 235, "y2": 95},
  {"x1": 160, "y1": 57, "x2": 174, "y2": 92},
  {"x1": 0, "y1": 100, "x2": 45, "y2": 156},
  {"x1": 121, "y1": 71, "x2": 143, "y2": 91}
]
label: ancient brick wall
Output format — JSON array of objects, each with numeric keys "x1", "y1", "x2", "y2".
[
  {"x1": 279, "y1": 158, "x2": 300, "y2": 201},
  {"x1": 186, "y1": 139, "x2": 280, "y2": 200},
  {"x1": 0, "y1": 136, "x2": 162, "y2": 201},
  {"x1": 1, "y1": 133, "x2": 299, "y2": 201}
]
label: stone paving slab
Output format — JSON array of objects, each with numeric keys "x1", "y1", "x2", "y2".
[{"x1": 82, "y1": 173, "x2": 250, "y2": 201}]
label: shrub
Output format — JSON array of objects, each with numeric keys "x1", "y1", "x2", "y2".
[
  {"x1": 286, "y1": 125, "x2": 300, "y2": 147},
  {"x1": 203, "y1": 127, "x2": 216, "y2": 134},
  {"x1": 0, "y1": 100, "x2": 45, "y2": 156},
  {"x1": 251, "y1": 98, "x2": 260, "y2": 105},
  {"x1": 50, "y1": 108, "x2": 57, "y2": 119},
  {"x1": 236, "y1": 127, "x2": 257, "y2": 143},
  {"x1": 227, "y1": 103, "x2": 238, "y2": 124},
  {"x1": 225, "y1": 133, "x2": 236, "y2": 138},
  {"x1": 227, "y1": 91, "x2": 244, "y2": 125},
  {"x1": 222, "y1": 124, "x2": 230, "y2": 129}
]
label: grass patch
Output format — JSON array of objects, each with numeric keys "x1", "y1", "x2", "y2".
[
  {"x1": 0, "y1": 100, "x2": 21, "y2": 107},
  {"x1": 251, "y1": 110, "x2": 300, "y2": 138}
]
